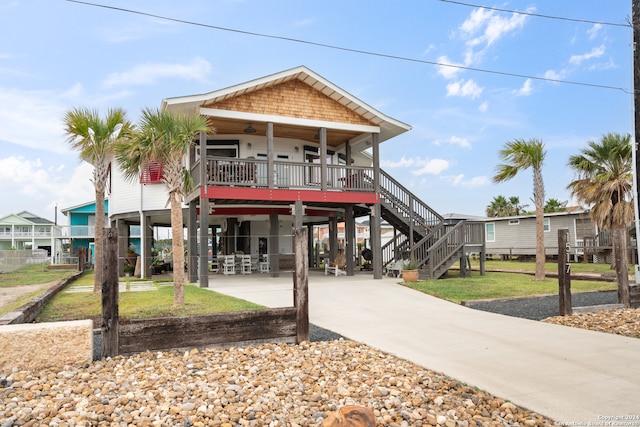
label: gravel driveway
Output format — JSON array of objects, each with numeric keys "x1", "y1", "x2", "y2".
[{"x1": 462, "y1": 290, "x2": 618, "y2": 320}]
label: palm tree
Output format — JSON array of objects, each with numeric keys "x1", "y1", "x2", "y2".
[
  {"x1": 486, "y1": 195, "x2": 509, "y2": 217},
  {"x1": 507, "y1": 196, "x2": 528, "y2": 216},
  {"x1": 544, "y1": 198, "x2": 566, "y2": 213},
  {"x1": 493, "y1": 138, "x2": 547, "y2": 280},
  {"x1": 63, "y1": 108, "x2": 132, "y2": 293},
  {"x1": 567, "y1": 132, "x2": 633, "y2": 307},
  {"x1": 116, "y1": 107, "x2": 209, "y2": 305}
]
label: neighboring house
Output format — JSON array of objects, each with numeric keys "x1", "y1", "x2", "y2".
[
  {"x1": 60, "y1": 200, "x2": 141, "y2": 264},
  {"x1": 481, "y1": 209, "x2": 630, "y2": 263},
  {"x1": 0, "y1": 211, "x2": 62, "y2": 258},
  {"x1": 107, "y1": 65, "x2": 485, "y2": 282}
]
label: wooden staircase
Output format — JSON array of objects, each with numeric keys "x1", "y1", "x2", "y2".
[{"x1": 378, "y1": 170, "x2": 485, "y2": 279}]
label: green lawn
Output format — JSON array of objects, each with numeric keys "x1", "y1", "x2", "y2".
[
  {"x1": 403, "y1": 266, "x2": 617, "y2": 304},
  {"x1": 0, "y1": 263, "x2": 78, "y2": 288},
  {"x1": 36, "y1": 273, "x2": 264, "y2": 325}
]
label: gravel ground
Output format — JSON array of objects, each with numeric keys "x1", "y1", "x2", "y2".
[
  {"x1": 2, "y1": 340, "x2": 555, "y2": 427},
  {"x1": 462, "y1": 290, "x2": 617, "y2": 321}
]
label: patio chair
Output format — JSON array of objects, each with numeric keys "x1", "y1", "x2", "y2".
[
  {"x1": 325, "y1": 250, "x2": 347, "y2": 276},
  {"x1": 240, "y1": 255, "x2": 252, "y2": 274},
  {"x1": 222, "y1": 255, "x2": 236, "y2": 275},
  {"x1": 385, "y1": 260, "x2": 405, "y2": 277},
  {"x1": 259, "y1": 254, "x2": 270, "y2": 273}
]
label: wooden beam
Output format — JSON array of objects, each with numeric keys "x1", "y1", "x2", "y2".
[
  {"x1": 199, "y1": 196, "x2": 209, "y2": 288},
  {"x1": 371, "y1": 132, "x2": 383, "y2": 279},
  {"x1": 293, "y1": 228, "x2": 309, "y2": 343},
  {"x1": 101, "y1": 228, "x2": 119, "y2": 358}
]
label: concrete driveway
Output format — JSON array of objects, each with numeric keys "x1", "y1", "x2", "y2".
[{"x1": 205, "y1": 271, "x2": 640, "y2": 423}]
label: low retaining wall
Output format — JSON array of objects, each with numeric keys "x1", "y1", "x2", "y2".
[
  {"x1": 118, "y1": 307, "x2": 298, "y2": 355},
  {"x1": 0, "y1": 272, "x2": 82, "y2": 325},
  {"x1": 0, "y1": 320, "x2": 93, "y2": 372}
]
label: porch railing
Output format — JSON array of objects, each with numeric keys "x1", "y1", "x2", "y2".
[{"x1": 192, "y1": 157, "x2": 375, "y2": 192}]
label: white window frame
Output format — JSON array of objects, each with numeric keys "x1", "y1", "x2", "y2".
[
  {"x1": 544, "y1": 218, "x2": 551, "y2": 232},
  {"x1": 508, "y1": 219, "x2": 520, "y2": 225},
  {"x1": 485, "y1": 223, "x2": 496, "y2": 242}
]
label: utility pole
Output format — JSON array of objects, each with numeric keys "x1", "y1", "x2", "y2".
[{"x1": 633, "y1": 0, "x2": 640, "y2": 281}]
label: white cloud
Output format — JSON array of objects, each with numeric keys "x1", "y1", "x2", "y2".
[
  {"x1": 381, "y1": 156, "x2": 451, "y2": 176},
  {"x1": 436, "y1": 55, "x2": 463, "y2": 79},
  {"x1": 543, "y1": 69, "x2": 564, "y2": 81},
  {"x1": 0, "y1": 156, "x2": 94, "y2": 218},
  {"x1": 445, "y1": 174, "x2": 489, "y2": 187},
  {"x1": 103, "y1": 57, "x2": 212, "y2": 88},
  {"x1": 434, "y1": 135, "x2": 471, "y2": 149},
  {"x1": 381, "y1": 156, "x2": 420, "y2": 168},
  {"x1": 292, "y1": 18, "x2": 314, "y2": 27},
  {"x1": 569, "y1": 45, "x2": 605, "y2": 65},
  {"x1": 587, "y1": 23, "x2": 602, "y2": 40},
  {"x1": 446, "y1": 79, "x2": 483, "y2": 99},
  {"x1": 0, "y1": 87, "x2": 69, "y2": 153},
  {"x1": 459, "y1": 7, "x2": 531, "y2": 48},
  {"x1": 411, "y1": 158, "x2": 451, "y2": 176},
  {"x1": 478, "y1": 101, "x2": 489, "y2": 112},
  {"x1": 513, "y1": 78, "x2": 533, "y2": 96}
]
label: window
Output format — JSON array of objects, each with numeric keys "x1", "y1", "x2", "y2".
[
  {"x1": 140, "y1": 161, "x2": 163, "y2": 184},
  {"x1": 508, "y1": 219, "x2": 520, "y2": 225},
  {"x1": 485, "y1": 223, "x2": 495, "y2": 242},
  {"x1": 197, "y1": 140, "x2": 239, "y2": 159},
  {"x1": 544, "y1": 218, "x2": 551, "y2": 232}
]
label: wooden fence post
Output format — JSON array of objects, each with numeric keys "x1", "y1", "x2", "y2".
[
  {"x1": 558, "y1": 229, "x2": 572, "y2": 316},
  {"x1": 293, "y1": 228, "x2": 309, "y2": 343},
  {"x1": 101, "y1": 228, "x2": 119, "y2": 357}
]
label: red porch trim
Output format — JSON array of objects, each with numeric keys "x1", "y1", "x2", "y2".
[
  {"x1": 196, "y1": 206, "x2": 339, "y2": 217},
  {"x1": 201, "y1": 186, "x2": 379, "y2": 204}
]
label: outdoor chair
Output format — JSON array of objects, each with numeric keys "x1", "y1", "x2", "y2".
[
  {"x1": 222, "y1": 255, "x2": 236, "y2": 275},
  {"x1": 240, "y1": 255, "x2": 252, "y2": 274},
  {"x1": 324, "y1": 253, "x2": 347, "y2": 276},
  {"x1": 259, "y1": 254, "x2": 270, "y2": 273},
  {"x1": 386, "y1": 260, "x2": 405, "y2": 277}
]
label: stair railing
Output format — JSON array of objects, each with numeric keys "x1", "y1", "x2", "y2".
[{"x1": 379, "y1": 170, "x2": 443, "y2": 233}]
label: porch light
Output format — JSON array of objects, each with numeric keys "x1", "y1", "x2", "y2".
[{"x1": 244, "y1": 122, "x2": 256, "y2": 133}]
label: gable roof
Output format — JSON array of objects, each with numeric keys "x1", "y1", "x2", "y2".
[
  {"x1": 162, "y1": 65, "x2": 411, "y2": 149},
  {"x1": 0, "y1": 212, "x2": 53, "y2": 225},
  {"x1": 17, "y1": 211, "x2": 54, "y2": 224},
  {"x1": 61, "y1": 200, "x2": 108, "y2": 216}
]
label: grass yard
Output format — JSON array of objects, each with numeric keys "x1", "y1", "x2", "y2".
[
  {"x1": 403, "y1": 268, "x2": 617, "y2": 304},
  {"x1": 0, "y1": 263, "x2": 77, "y2": 287},
  {"x1": 37, "y1": 274, "x2": 264, "y2": 326}
]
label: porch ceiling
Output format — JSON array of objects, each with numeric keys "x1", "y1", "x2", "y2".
[{"x1": 205, "y1": 117, "x2": 361, "y2": 147}]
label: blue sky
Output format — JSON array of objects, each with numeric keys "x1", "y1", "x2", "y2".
[{"x1": 0, "y1": 0, "x2": 633, "y2": 223}]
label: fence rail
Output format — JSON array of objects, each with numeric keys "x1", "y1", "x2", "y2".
[{"x1": 0, "y1": 249, "x2": 48, "y2": 273}]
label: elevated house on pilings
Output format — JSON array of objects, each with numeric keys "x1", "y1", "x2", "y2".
[{"x1": 108, "y1": 66, "x2": 486, "y2": 285}]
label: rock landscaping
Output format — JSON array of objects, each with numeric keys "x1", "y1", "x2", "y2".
[
  {"x1": 1, "y1": 339, "x2": 555, "y2": 426},
  {"x1": 543, "y1": 307, "x2": 640, "y2": 338}
]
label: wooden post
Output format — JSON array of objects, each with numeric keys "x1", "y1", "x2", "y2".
[
  {"x1": 101, "y1": 228, "x2": 119, "y2": 357},
  {"x1": 269, "y1": 214, "x2": 279, "y2": 277},
  {"x1": 345, "y1": 205, "x2": 355, "y2": 276},
  {"x1": 613, "y1": 226, "x2": 631, "y2": 307},
  {"x1": 293, "y1": 228, "x2": 309, "y2": 343},
  {"x1": 558, "y1": 229, "x2": 572, "y2": 316},
  {"x1": 188, "y1": 200, "x2": 198, "y2": 283},
  {"x1": 199, "y1": 197, "x2": 210, "y2": 288}
]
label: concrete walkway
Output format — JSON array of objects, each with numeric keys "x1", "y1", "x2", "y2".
[{"x1": 205, "y1": 271, "x2": 640, "y2": 423}]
